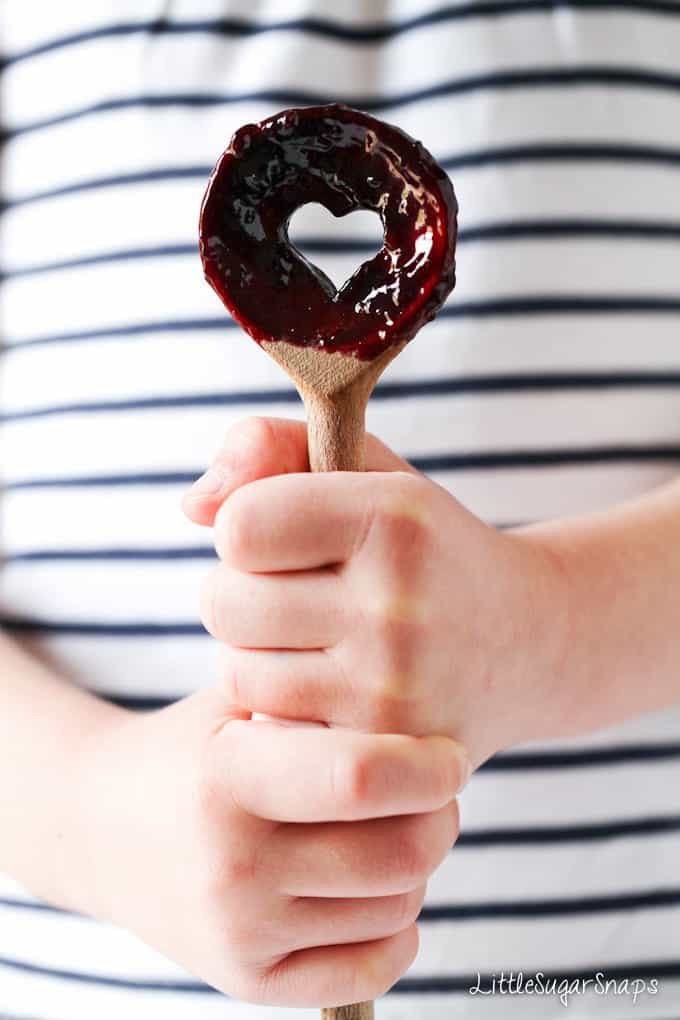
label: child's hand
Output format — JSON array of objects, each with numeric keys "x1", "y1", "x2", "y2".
[
  {"x1": 184, "y1": 417, "x2": 567, "y2": 768},
  {"x1": 73, "y1": 688, "x2": 466, "y2": 1006}
]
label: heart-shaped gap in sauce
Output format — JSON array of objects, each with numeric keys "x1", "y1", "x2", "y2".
[{"x1": 287, "y1": 203, "x2": 384, "y2": 294}]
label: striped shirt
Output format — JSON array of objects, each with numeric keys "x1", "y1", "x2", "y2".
[{"x1": 1, "y1": 1, "x2": 679, "y2": 1017}]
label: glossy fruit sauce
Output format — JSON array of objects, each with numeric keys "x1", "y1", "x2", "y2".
[{"x1": 199, "y1": 104, "x2": 457, "y2": 360}]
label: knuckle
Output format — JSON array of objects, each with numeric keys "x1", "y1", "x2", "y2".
[
  {"x1": 381, "y1": 474, "x2": 433, "y2": 546},
  {"x1": 372, "y1": 505, "x2": 425, "y2": 565},
  {"x1": 364, "y1": 684, "x2": 418, "y2": 734},
  {"x1": 360, "y1": 473, "x2": 432, "y2": 564},
  {"x1": 394, "y1": 886, "x2": 426, "y2": 930},
  {"x1": 427, "y1": 802, "x2": 460, "y2": 871},
  {"x1": 357, "y1": 487, "x2": 434, "y2": 687},
  {"x1": 331, "y1": 746, "x2": 376, "y2": 813},
  {"x1": 220, "y1": 649, "x2": 247, "y2": 707},
  {"x1": 429, "y1": 746, "x2": 460, "y2": 806},
  {"x1": 393, "y1": 816, "x2": 445, "y2": 883},
  {"x1": 367, "y1": 926, "x2": 420, "y2": 1000},
  {"x1": 371, "y1": 612, "x2": 420, "y2": 683},
  {"x1": 226, "y1": 415, "x2": 277, "y2": 462},
  {"x1": 240, "y1": 414, "x2": 278, "y2": 446},
  {"x1": 194, "y1": 729, "x2": 239, "y2": 827},
  {"x1": 392, "y1": 822, "x2": 432, "y2": 884},
  {"x1": 214, "y1": 491, "x2": 253, "y2": 565},
  {"x1": 200, "y1": 836, "x2": 259, "y2": 904},
  {"x1": 199, "y1": 565, "x2": 223, "y2": 639},
  {"x1": 364, "y1": 690, "x2": 400, "y2": 734},
  {"x1": 228, "y1": 966, "x2": 273, "y2": 1006},
  {"x1": 252, "y1": 957, "x2": 308, "y2": 1008}
]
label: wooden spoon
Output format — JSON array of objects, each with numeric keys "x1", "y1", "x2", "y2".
[
  {"x1": 322, "y1": 1003, "x2": 374, "y2": 1020},
  {"x1": 261, "y1": 338, "x2": 407, "y2": 473},
  {"x1": 260, "y1": 340, "x2": 410, "y2": 1020}
]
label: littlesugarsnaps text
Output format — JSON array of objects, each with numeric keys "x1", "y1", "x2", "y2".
[{"x1": 469, "y1": 971, "x2": 660, "y2": 1008}]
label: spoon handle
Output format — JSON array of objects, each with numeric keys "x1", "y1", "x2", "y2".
[
  {"x1": 302, "y1": 387, "x2": 369, "y2": 472},
  {"x1": 303, "y1": 386, "x2": 374, "y2": 1020},
  {"x1": 322, "y1": 1002, "x2": 375, "y2": 1019}
]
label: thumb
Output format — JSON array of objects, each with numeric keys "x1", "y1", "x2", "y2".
[{"x1": 182, "y1": 415, "x2": 416, "y2": 527}]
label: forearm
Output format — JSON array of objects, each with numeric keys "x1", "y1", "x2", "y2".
[
  {"x1": 0, "y1": 632, "x2": 128, "y2": 908},
  {"x1": 518, "y1": 476, "x2": 680, "y2": 738}
]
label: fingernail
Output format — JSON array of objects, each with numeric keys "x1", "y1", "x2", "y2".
[{"x1": 186, "y1": 467, "x2": 226, "y2": 501}]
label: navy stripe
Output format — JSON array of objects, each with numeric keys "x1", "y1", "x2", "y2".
[
  {"x1": 3, "y1": 3, "x2": 680, "y2": 68},
  {"x1": 0, "y1": 617, "x2": 206, "y2": 637},
  {"x1": 0, "y1": 953, "x2": 677, "y2": 995},
  {"x1": 442, "y1": 141, "x2": 680, "y2": 170},
  {"x1": 5, "y1": 68, "x2": 680, "y2": 140},
  {"x1": 4, "y1": 219, "x2": 680, "y2": 281},
  {"x1": 0, "y1": 244, "x2": 198, "y2": 280},
  {"x1": 2, "y1": 317, "x2": 230, "y2": 351},
  {"x1": 0, "y1": 954, "x2": 212, "y2": 992},
  {"x1": 4, "y1": 887, "x2": 679, "y2": 922},
  {"x1": 13, "y1": 243, "x2": 229, "y2": 281},
  {"x1": 0, "y1": 389, "x2": 295, "y2": 423},
  {"x1": 421, "y1": 887, "x2": 680, "y2": 919},
  {"x1": 102, "y1": 693, "x2": 174, "y2": 710},
  {"x1": 3, "y1": 372, "x2": 680, "y2": 425},
  {"x1": 5, "y1": 444, "x2": 680, "y2": 493},
  {"x1": 4, "y1": 472, "x2": 199, "y2": 490},
  {"x1": 446, "y1": 296, "x2": 680, "y2": 316},
  {"x1": 462, "y1": 218, "x2": 680, "y2": 242},
  {"x1": 458, "y1": 815, "x2": 680, "y2": 846},
  {"x1": 4, "y1": 297, "x2": 680, "y2": 352},
  {"x1": 484, "y1": 742, "x2": 680, "y2": 769},
  {"x1": 0, "y1": 166, "x2": 210, "y2": 211},
  {"x1": 414, "y1": 444, "x2": 680, "y2": 470},
  {"x1": 3, "y1": 546, "x2": 217, "y2": 563},
  {"x1": 0, "y1": 897, "x2": 73, "y2": 914},
  {"x1": 4, "y1": 144, "x2": 680, "y2": 212}
]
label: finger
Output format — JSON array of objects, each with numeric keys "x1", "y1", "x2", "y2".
[
  {"x1": 272, "y1": 804, "x2": 459, "y2": 897},
  {"x1": 201, "y1": 565, "x2": 345, "y2": 649},
  {"x1": 215, "y1": 469, "x2": 427, "y2": 572},
  {"x1": 221, "y1": 647, "x2": 344, "y2": 723},
  {"x1": 182, "y1": 415, "x2": 415, "y2": 527},
  {"x1": 182, "y1": 417, "x2": 307, "y2": 526},
  {"x1": 258, "y1": 924, "x2": 418, "y2": 1007},
  {"x1": 283, "y1": 886, "x2": 425, "y2": 953},
  {"x1": 221, "y1": 719, "x2": 468, "y2": 822}
]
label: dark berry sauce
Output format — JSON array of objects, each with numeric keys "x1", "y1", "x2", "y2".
[{"x1": 199, "y1": 104, "x2": 457, "y2": 360}]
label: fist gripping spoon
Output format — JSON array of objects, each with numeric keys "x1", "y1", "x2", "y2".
[{"x1": 200, "y1": 103, "x2": 457, "y2": 1019}]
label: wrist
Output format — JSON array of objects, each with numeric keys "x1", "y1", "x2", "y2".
[
  {"x1": 52, "y1": 699, "x2": 136, "y2": 916},
  {"x1": 509, "y1": 515, "x2": 638, "y2": 744},
  {"x1": 501, "y1": 525, "x2": 576, "y2": 746},
  {"x1": 0, "y1": 647, "x2": 133, "y2": 913}
]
